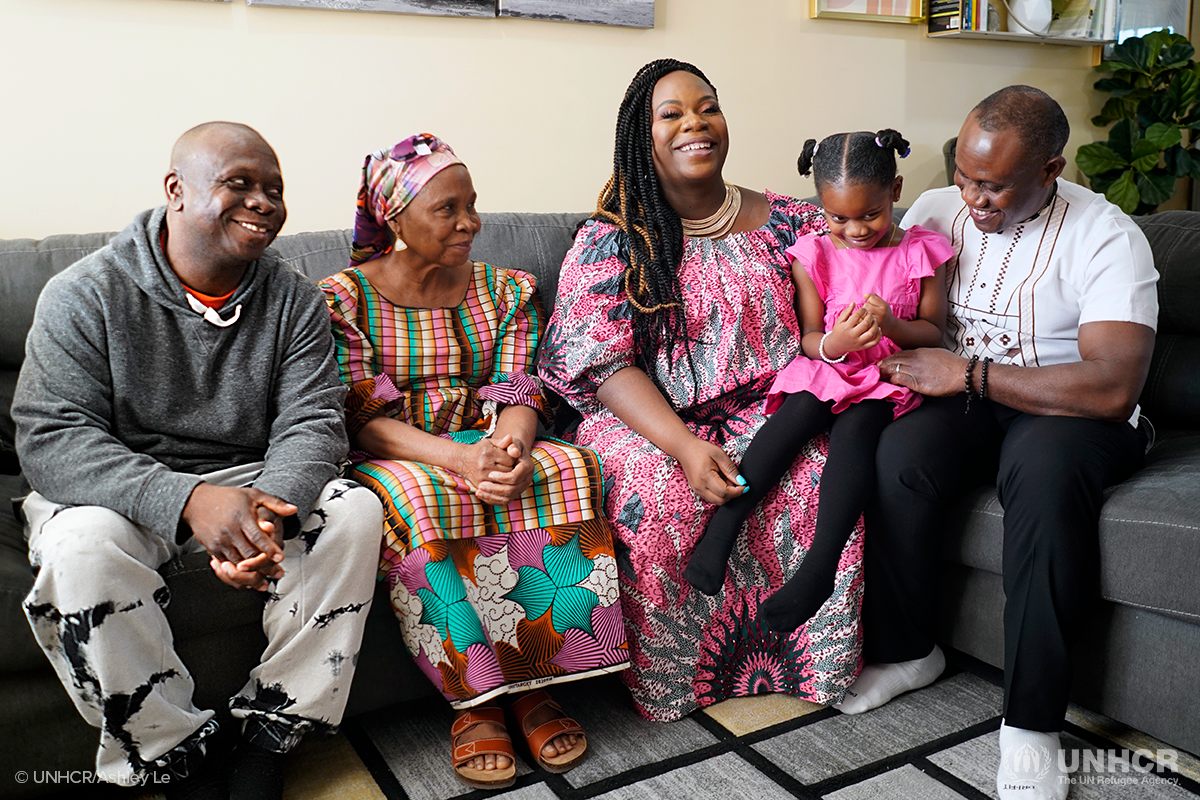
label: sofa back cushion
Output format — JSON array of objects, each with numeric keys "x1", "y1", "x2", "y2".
[
  {"x1": 3, "y1": 208, "x2": 1197, "y2": 447},
  {"x1": 1134, "y1": 211, "x2": 1200, "y2": 430},
  {"x1": 0, "y1": 213, "x2": 588, "y2": 457},
  {"x1": 0, "y1": 212, "x2": 588, "y2": 372},
  {"x1": 0, "y1": 232, "x2": 119, "y2": 370}
]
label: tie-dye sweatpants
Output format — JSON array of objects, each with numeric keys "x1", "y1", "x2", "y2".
[{"x1": 21, "y1": 464, "x2": 382, "y2": 786}]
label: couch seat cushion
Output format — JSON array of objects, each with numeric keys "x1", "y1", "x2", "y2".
[
  {"x1": 940, "y1": 431, "x2": 1200, "y2": 624},
  {"x1": 0, "y1": 474, "x2": 44, "y2": 671}
]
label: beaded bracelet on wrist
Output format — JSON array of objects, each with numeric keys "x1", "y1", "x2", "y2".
[
  {"x1": 964, "y1": 354, "x2": 980, "y2": 414},
  {"x1": 979, "y1": 357, "x2": 993, "y2": 400},
  {"x1": 819, "y1": 332, "x2": 848, "y2": 364}
]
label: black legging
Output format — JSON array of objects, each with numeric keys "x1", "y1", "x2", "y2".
[{"x1": 684, "y1": 392, "x2": 894, "y2": 631}]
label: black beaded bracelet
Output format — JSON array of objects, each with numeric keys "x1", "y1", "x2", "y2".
[
  {"x1": 979, "y1": 357, "x2": 993, "y2": 400},
  {"x1": 964, "y1": 354, "x2": 980, "y2": 414}
]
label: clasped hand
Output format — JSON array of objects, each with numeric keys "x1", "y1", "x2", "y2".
[
  {"x1": 181, "y1": 483, "x2": 297, "y2": 592},
  {"x1": 823, "y1": 299, "x2": 885, "y2": 359},
  {"x1": 455, "y1": 433, "x2": 535, "y2": 505}
]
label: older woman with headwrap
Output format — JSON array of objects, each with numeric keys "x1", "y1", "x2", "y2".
[{"x1": 319, "y1": 134, "x2": 627, "y2": 790}]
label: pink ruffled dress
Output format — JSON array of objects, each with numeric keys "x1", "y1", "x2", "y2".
[{"x1": 766, "y1": 224, "x2": 954, "y2": 419}]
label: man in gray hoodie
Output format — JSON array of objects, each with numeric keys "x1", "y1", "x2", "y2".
[{"x1": 13, "y1": 122, "x2": 383, "y2": 800}]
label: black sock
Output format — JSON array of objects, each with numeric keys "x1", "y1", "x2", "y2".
[
  {"x1": 684, "y1": 393, "x2": 833, "y2": 595},
  {"x1": 759, "y1": 547, "x2": 839, "y2": 632},
  {"x1": 228, "y1": 740, "x2": 286, "y2": 800},
  {"x1": 160, "y1": 724, "x2": 233, "y2": 800},
  {"x1": 760, "y1": 400, "x2": 894, "y2": 631}
]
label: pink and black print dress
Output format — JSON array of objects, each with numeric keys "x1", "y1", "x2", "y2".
[
  {"x1": 540, "y1": 192, "x2": 865, "y2": 721},
  {"x1": 321, "y1": 263, "x2": 628, "y2": 709}
]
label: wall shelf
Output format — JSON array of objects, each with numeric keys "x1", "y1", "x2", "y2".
[
  {"x1": 928, "y1": 29, "x2": 1114, "y2": 44},
  {"x1": 928, "y1": 0, "x2": 1116, "y2": 45}
]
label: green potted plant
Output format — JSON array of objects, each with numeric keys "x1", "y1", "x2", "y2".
[{"x1": 1075, "y1": 30, "x2": 1200, "y2": 214}]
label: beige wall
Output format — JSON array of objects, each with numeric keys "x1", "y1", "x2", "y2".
[{"x1": 1, "y1": 0, "x2": 1109, "y2": 239}]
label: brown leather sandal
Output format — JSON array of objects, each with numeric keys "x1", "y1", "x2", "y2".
[
  {"x1": 510, "y1": 690, "x2": 587, "y2": 773},
  {"x1": 451, "y1": 706, "x2": 516, "y2": 789}
]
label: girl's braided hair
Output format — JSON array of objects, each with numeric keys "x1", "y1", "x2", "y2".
[
  {"x1": 592, "y1": 58, "x2": 718, "y2": 381},
  {"x1": 797, "y1": 128, "x2": 910, "y2": 192}
]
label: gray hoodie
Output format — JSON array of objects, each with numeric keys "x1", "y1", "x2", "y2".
[{"x1": 13, "y1": 207, "x2": 348, "y2": 539}]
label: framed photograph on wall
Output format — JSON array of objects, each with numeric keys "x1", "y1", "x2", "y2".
[
  {"x1": 245, "y1": 0, "x2": 495, "y2": 18},
  {"x1": 497, "y1": 0, "x2": 654, "y2": 28},
  {"x1": 810, "y1": 0, "x2": 924, "y2": 24}
]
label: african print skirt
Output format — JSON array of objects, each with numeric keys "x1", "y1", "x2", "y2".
[
  {"x1": 348, "y1": 439, "x2": 629, "y2": 708},
  {"x1": 573, "y1": 409, "x2": 865, "y2": 723}
]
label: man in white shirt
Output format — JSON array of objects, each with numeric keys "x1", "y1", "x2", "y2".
[{"x1": 832, "y1": 86, "x2": 1158, "y2": 800}]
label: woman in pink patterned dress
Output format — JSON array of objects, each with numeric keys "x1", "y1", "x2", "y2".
[
  {"x1": 321, "y1": 135, "x2": 627, "y2": 789},
  {"x1": 538, "y1": 59, "x2": 863, "y2": 722}
]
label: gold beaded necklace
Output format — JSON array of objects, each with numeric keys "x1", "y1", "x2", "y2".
[{"x1": 681, "y1": 183, "x2": 742, "y2": 239}]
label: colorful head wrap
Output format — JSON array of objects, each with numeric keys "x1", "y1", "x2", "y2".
[{"x1": 349, "y1": 133, "x2": 464, "y2": 267}]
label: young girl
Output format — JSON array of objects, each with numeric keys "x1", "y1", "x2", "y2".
[{"x1": 683, "y1": 129, "x2": 953, "y2": 632}]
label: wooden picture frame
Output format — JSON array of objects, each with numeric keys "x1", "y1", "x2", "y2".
[{"x1": 810, "y1": 0, "x2": 924, "y2": 24}]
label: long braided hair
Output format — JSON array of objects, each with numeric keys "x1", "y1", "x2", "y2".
[{"x1": 593, "y1": 58, "x2": 717, "y2": 382}]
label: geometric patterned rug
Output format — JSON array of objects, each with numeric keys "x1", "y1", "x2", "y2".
[
  {"x1": 339, "y1": 653, "x2": 1200, "y2": 800},
  {"x1": 64, "y1": 652, "x2": 1199, "y2": 800}
]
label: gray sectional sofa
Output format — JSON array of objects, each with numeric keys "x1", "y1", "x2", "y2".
[{"x1": 1, "y1": 208, "x2": 1198, "y2": 798}]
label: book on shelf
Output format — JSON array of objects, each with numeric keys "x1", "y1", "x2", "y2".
[
  {"x1": 1049, "y1": 0, "x2": 1099, "y2": 38},
  {"x1": 1098, "y1": 0, "x2": 1117, "y2": 40},
  {"x1": 928, "y1": 0, "x2": 1114, "y2": 38},
  {"x1": 927, "y1": 0, "x2": 1002, "y2": 33},
  {"x1": 928, "y1": 0, "x2": 962, "y2": 33}
]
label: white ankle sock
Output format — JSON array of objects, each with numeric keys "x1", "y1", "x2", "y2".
[
  {"x1": 997, "y1": 722, "x2": 1068, "y2": 800},
  {"x1": 834, "y1": 644, "x2": 945, "y2": 714}
]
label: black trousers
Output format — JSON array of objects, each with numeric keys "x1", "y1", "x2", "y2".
[{"x1": 863, "y1": 394, "x2": 1145, "y2": 731}]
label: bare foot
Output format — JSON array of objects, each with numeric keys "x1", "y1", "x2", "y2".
[
  {"x1": 521, "y1": 693, "x2": 580, "y2": 759},
  {"x1": 453, "y1": 706, "x2": 513, "y2": 772}
]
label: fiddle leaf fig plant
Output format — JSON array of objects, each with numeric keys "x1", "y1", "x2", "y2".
[{"x1": 1075, "y1": 30, "x2": 1200, "y2": 214}]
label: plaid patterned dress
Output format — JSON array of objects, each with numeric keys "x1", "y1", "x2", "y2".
[{"x1": 321, "y1": 264, "x2": 628, "y2": 708}]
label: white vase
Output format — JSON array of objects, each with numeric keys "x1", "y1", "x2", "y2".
[{"x1": 1006, "y1": 0, "x2": 1053, "y2": 34}]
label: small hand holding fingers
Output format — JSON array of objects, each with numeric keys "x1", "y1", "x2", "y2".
[
  {"x1": 834, "y1": 302, "x2": 857, "y2": 328},
  {"x1": 838, "y1": 306, "x2": 879, "y2": 352},
  {"x1": 865, "y1": 319, "x2": 883, "y2": 349},
  {"x1": 862, "y1": 293, "x2": 889, "y2": 323}
]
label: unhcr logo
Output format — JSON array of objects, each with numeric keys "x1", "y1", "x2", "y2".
[
  {"x1": 1001, "y1": 742, "x2": 1181, "y2": 789},
  {"x1": 1000, "y1": 741, "x2": 1053, "y2": 788}
]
